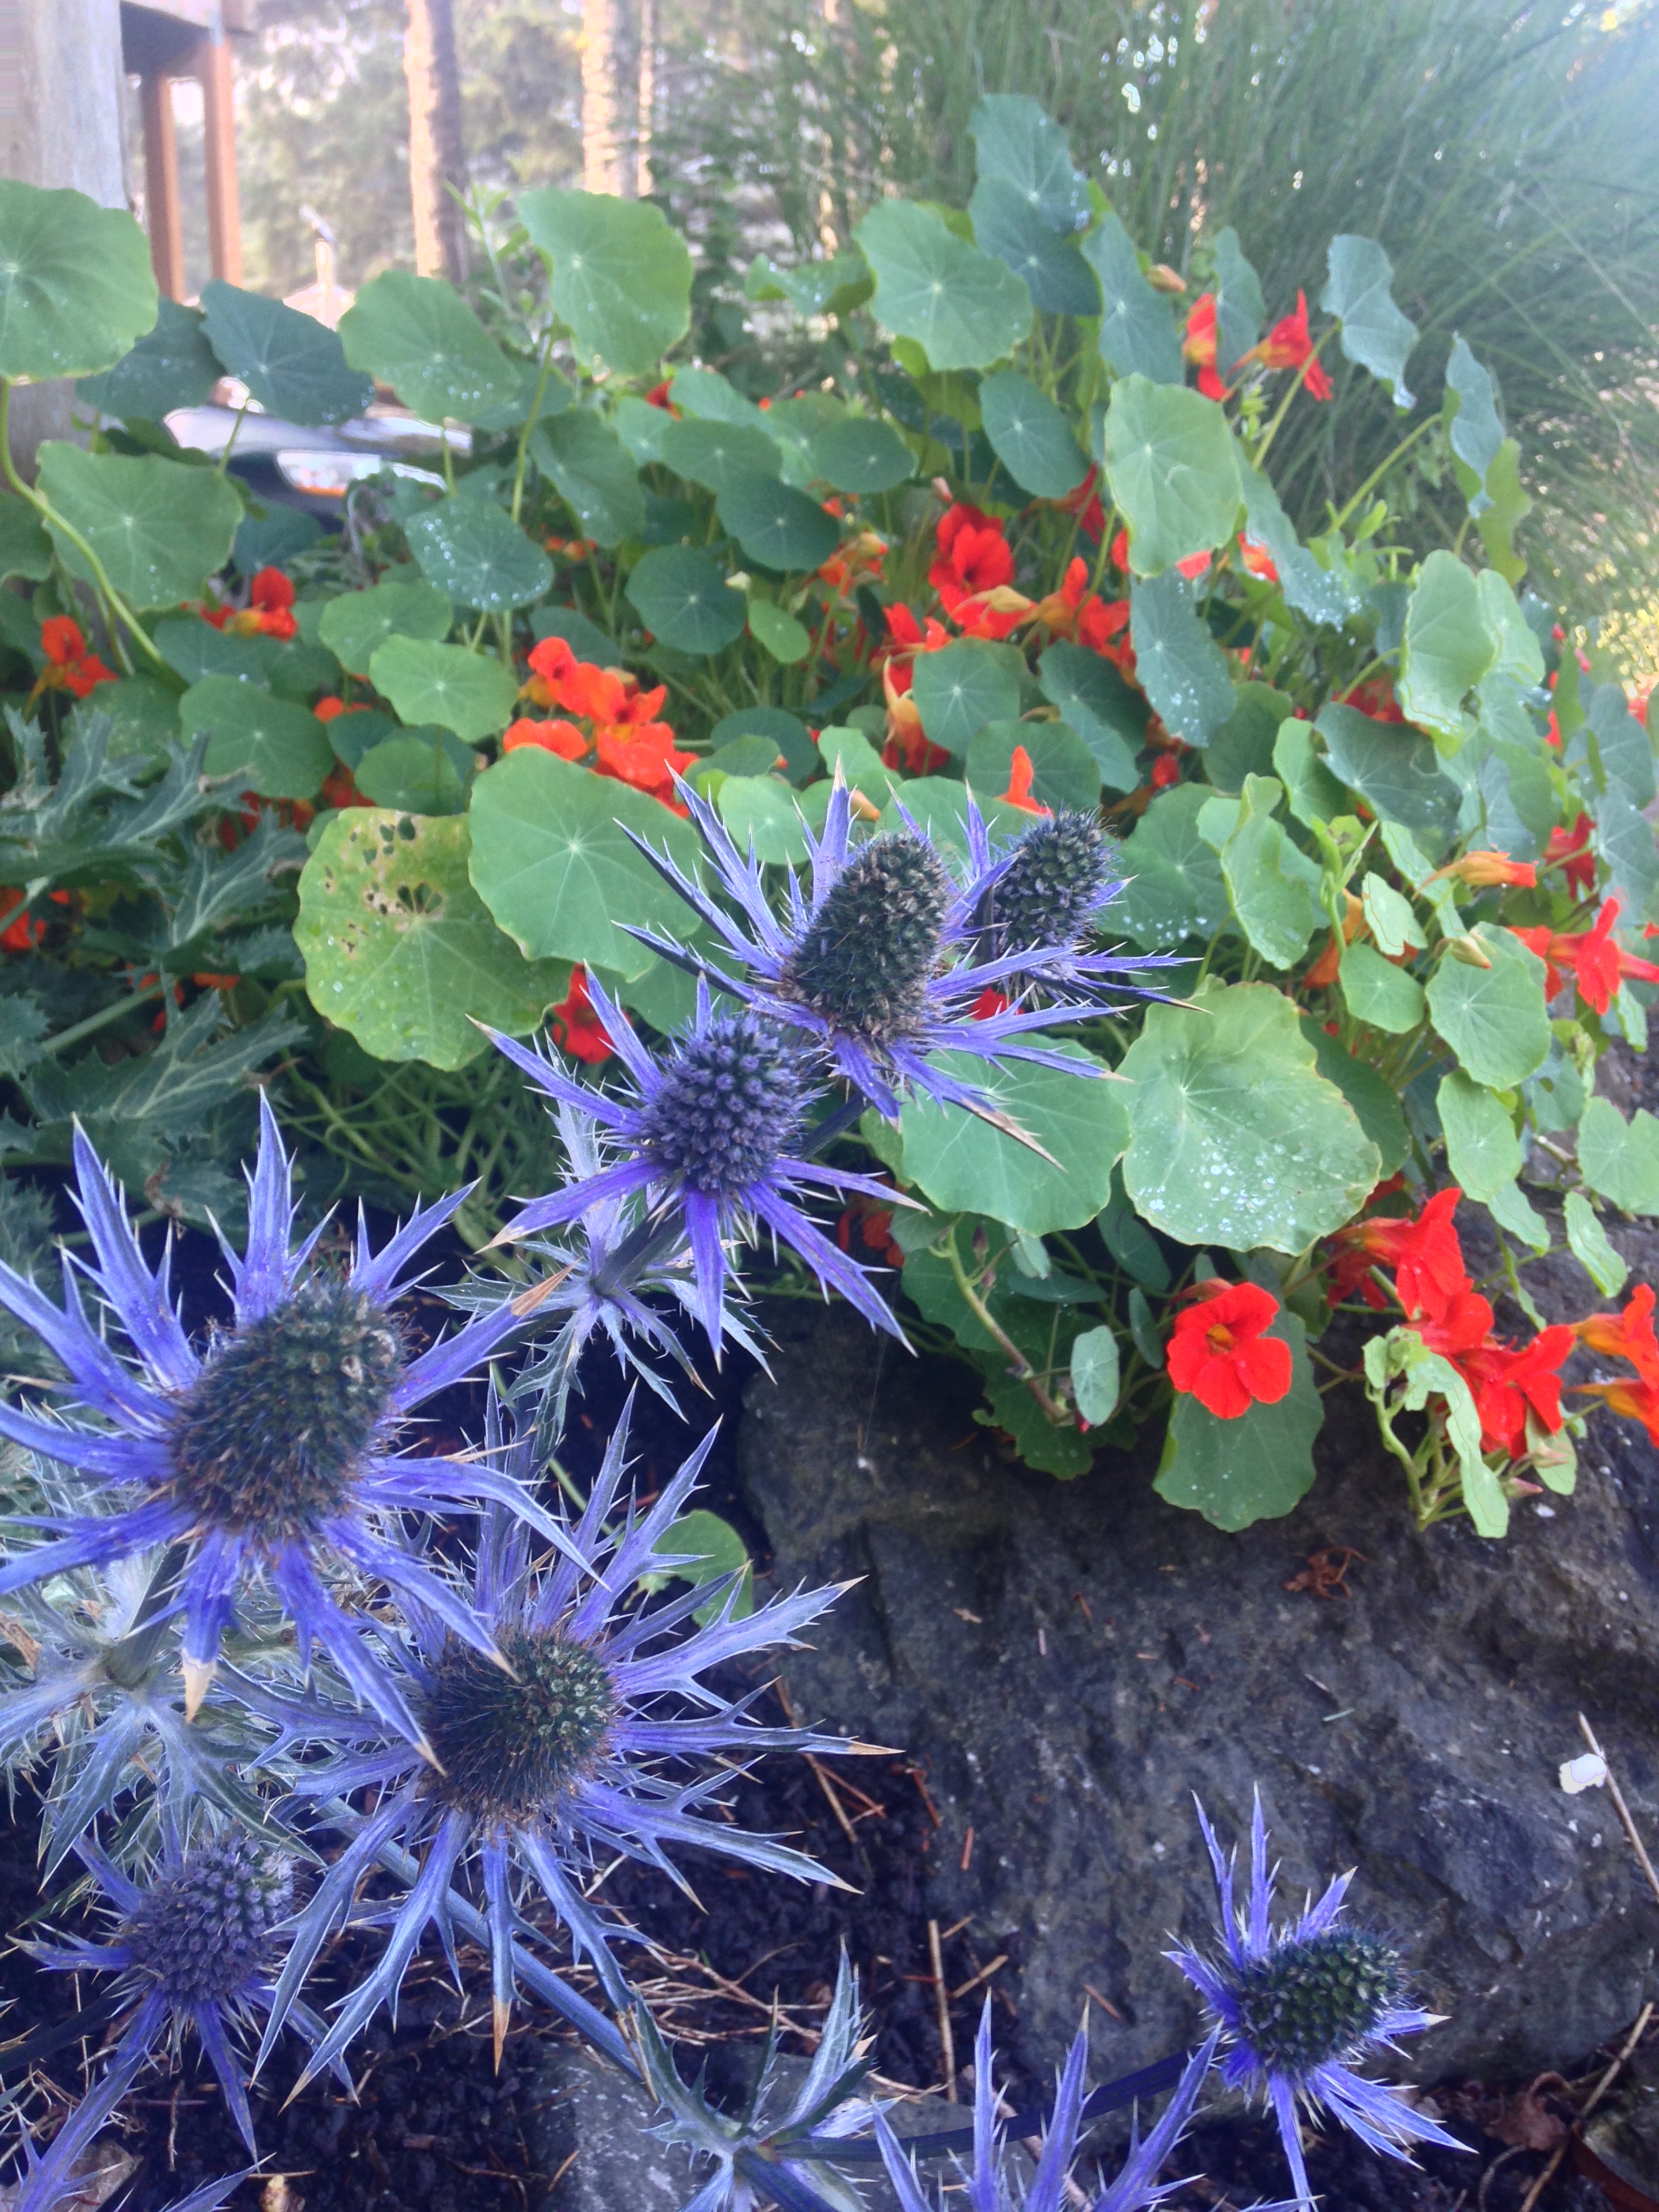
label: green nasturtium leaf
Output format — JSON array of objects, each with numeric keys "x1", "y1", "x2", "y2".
[
  {"x1": 0, "y1": 182, "x2": 157, "y2": 382},
  {"x1": 668, "y1": 365, "x2": 766, "y2": 426},
  {"x1": 200, "y1": 279, "x2": 373, "y2": 426},
  {"x1": 624, "y1": 546, "x2": 747, "y2": 655},
  {"x1": 1359, "y1": 872, "x2": 1425, "y2": 960},
  {"x1": 1113, "y1": 783, "x2": 1229, "y2": 949},
  {"x1": 650, "y1": 1509, "x2": 755, "y2": 1625},
  {"x1": 338, "y1": 270, "x2": 520, "y2": 424},
  {"x1": 912, "y1": 640, "x2": 1023, "y2": 756},
  {"x1": 1082, "y1": 215, "x2": 1183, "y2": 384},
  {"x1": 1477, "y1": 440, "x2": 1531, "y2": 587},
  {"x1": 1397, "y1": 549, "x2": 1496, "y2": 744},
  {"x1": 1273, "y1": 717, "x2": 1347, "y2": 829},
  {"x1": 1211, "y1": 228, "x2": 1265, "y2": 387},
  {"x1": 1424, "y1": 924, "x2": 1551, "y2": 1088},
  {"x1": 296, "y1": 810, "x2": 567, "y2": 1069},
  {"x1": 978, "y1": 371, "x2": 1088, "y2": 499},
  {"x1": 1365, "y1": 1326, "x2": 1502, "y2": 1533},
  {"x1": 1563, "y1": 1190, "x2": 1629, "y2": 1298},
  {"x1": 1315, "y1": 701, "x2": 1459, "y2": 840},
  {"x1": 1319, "y1": 234, "x2": 1416, "y2": 409},
  {"x1": 37, "y1": 443, "x2": 241, "y2": 610},
  {"x1": 716, "y1": 472, "x2": 840, "y2": 572},
  {"x1": 710, "y1": 705, "x2": 818, "y2": 783},
  {"x1": 968, "y1": 182, "x2": 1099, "y2": 317},
  {"x1": 518, "y1": 189, "x2": 693, "y2": 377},
  {"x1": 532, "y1": 410, "x2": 646, "y2": 547},
  {"x1": 0, "y1": 495, "x2": 53, "y2": 583},
  {"x1": 1102, "y1": 375, "x2": 1242, "y2": 577},
  {"x1": 1120, "y1": 979, "x2": 1380, "y2": 1252},
  {"x1": 1201, "y1": 775, "x2": 1322, "y2": 969},
  {"x1": 1300, "y1": 1019, "x2": 1412, "y2": 1176},
  {"x1": 806, "y1": 417, "x2": 915, "y2": 495},
  {"x1": 1340, "y1": 939, "x2": 1425, "y2": 1033},
  {"x1": 966, "y1": 720, "x2": 1100, "y2": 811},
  {"x1": 1069, "y1": 1324, "x2": 1121, "y2": 1427},
  {"x1": 405, "y1": 493, "x2": 553, "y2": 613},
  {"x1": 1444, "y1": 334, "x2": 1505, "y2": 514},
  {"x1": 659, "y1": 417, "x2": 781, "y2": 494},
  {"x1": 968, "y1": 94, "x2": 1089, "y2": 230},
  {"x1": 78, "y1": 298, "x2": 218, "y2": 419},
  {"x1": 1239, "y1": 461, "x2": 1355, "y2": 628},
  {"x1": 747, "y1": 600, "x2": 812, "y2": 663},
  {"x1": 317, "y1": 580, "x2": 453, "y2": 676},
  {"x1": 1583, "y1": 681, "x2": 1658, "y2": 811},
  {"x1": 1037, "y1": 643, "x2": 1143, "y2": 791},
  {"x1": 354, "y1": 730, "x2": 474, "y2": 815},
  {"x1": 466, "y1": 747, "x2": 703, "y2": 979},
  {"x1": 716, "y1": 775, "x2": 809, "y2": 865},
  {"x1": 1578, "y1": 1094, "x2": 1659, "y2": 1216},
  {"x1": 1155, "y1": 1311, "x2": 1322, "y2": 1530},
  {"x1": 1128, "y1": 573, "x2": 1236, "y2": 745},
  {"x1": 368, "y1": 637, "x2": 518, "y2": 741},
  {"x1": 1204, "y1": 683, "x2": 1294, "y2": 794},
  {"x1": 895, "y1": 1041, "x2": 1129, "y2": 1233},
  {"x1": 180, "y1": 678, "x2": 333, "y2": 800},
  {"x1": 1437, "y1": 1069, "x2": 1521, "y2": 1202},
  {"x1": 744, "y1": 250, "x2": 872, "y2": 319},
  {"x1": 855, "y1": 200, "x2": 1033, "y2": 372}
]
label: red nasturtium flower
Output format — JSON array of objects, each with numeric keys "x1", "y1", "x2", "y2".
[
  {"x1": 1541, "y1": 813, "x2": 1596, "y2": 900},
  {"x1": 995, "y1": 744, "x2": 1048, "y2": 815},
  {"x1": 1148, "y1": 754, "x2": 1181, "y2": 792},
  {"x1": 1569, "y1": 1284, "x2": 1659, "y2": 1445},
  {"x1": 1423, "y1": 849, "x2": 1538, "y2": 890},
  {"x1": 929, "y1": 503, "x2": 1015, "y2": 615},
  {"x1": 1460, "y1": 1329, "x2": 1576, "y2": 1460},
  {"x1": 510, "y1": 636, "x2": 697, "y2": 811},
  {"x1": 1325, "y1": 1186, "x2": 1467, "y2": 1317},
  {"x1": 1182, "y1": 293, "x2": 1232, "y2": 401},
  {"x1": 1166, "y1": 1282, "x2": 1294, "y2": 1419},
  {"x1": 33, "y1": 616, "x2": 115, "y2": 702},
  {"x1": 202, "y1": 567, "x2": 298, "y2": 640},
  {"x1": 548, "y1": 965, "x2": 613, "y2": 1065},
  {"x1": 1110, "y1": 527, "x2": 1210, "y2": 584},
  {"x1": 1251, "y1": 292, "x2": 1333, "y2": 400},
  {"x1": 1338, "y1": 672, "x2": 1405, "y2": 724},
  {"x1": 1510, "y1": 897, "x2": 1659, "y2": 1016}
]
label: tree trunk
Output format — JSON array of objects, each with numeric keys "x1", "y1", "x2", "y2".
[
  {"x1": 583, "y1": 0, "x2": 654, "y2": 199},
  {"x1": 405, "y1": 0, "x2": 468, "y2": 280}
]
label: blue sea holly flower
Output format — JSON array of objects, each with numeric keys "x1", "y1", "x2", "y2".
[
  {"x1": 623, "y1": 774, "x2": 1128, "y2": 1123},
  {"x1": 12, "y1": 1828, "x2": 337, "y2": 2210},
  {"x1": 876, "y1": 2000, "x2": 1220, "y2": 2212},
  {"x1": 260, "y1": 1401, "x2": 869, "y2": 2087},
  {"x1": 961, "y1": 806, "x2": 1186, "y2": 1004},
  {"x1": 0, "y1": 1098, "x2": 544, "y2": 1750},
  {"x1": 1168, "y1": 1796, "x2": 1465, "y2": 2205},
  {"x1": 485, "y1": 979, "x2": 906, "y2": 1341}
]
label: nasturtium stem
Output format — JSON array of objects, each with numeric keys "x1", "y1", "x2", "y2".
[
  {"x1": 1328, "y1": 414, "x2": 1439, "y2": 535},
  {"x1": 1250, "y1": 322, "x2": 1338, "y2": 472},
  {"x1": 940, "y1": 1222, "x2": 1071, "y2": 1426},
  {"x1": 511, "y1": 327, "x2": 560, "y2": 527},
  {"x1": 216, "y1": 398, "x2": 251, "y2": 476}
]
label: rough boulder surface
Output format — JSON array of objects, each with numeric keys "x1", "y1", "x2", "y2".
[{"x1": 738, "y1": 1271, "x2": 1659, "y2": 2091}]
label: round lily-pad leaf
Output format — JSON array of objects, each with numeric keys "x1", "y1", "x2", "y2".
[
  {"x1": 855, "y1": 199, "x2": 1033, "y2": 372},
  {"x1": 338, "y1": 270, "x2": 521, "y2": 424},
  {"x1": 318, "y1": 580, "x2": 453, "y2": 677},
  {"x1": 518, "y1": 188, "x2": 693, "y2": 378},
  {"x1": 467, "y1": 747, "x2": 704, "y2": 979},
  {"x1": 912, "y1": 639, "x2": 1023, "y2": 756},
  {"x1": 1120, "y1": 978, "x2": 1380, "y2": 1252},
  {"x1": 1101, "y1": 373, "x2": 1242, "y2": 577},
  {"x1": 978, "y1": 370, "x2": 1088, "y2": 499},
  {"x1": 716, "y1": 775, "x2": 811, "y2": 865},
  {"x1": 295, "y1": 809, "x2": 568, "y2": 1069},
  {"x1": 405, "y1": 493, "x2": 553, "y2": 614},
  {"x1": 966, "y1": 719, "x2": 1100, "y2": 810},
  {"x1": 0, "y1": 182, "x2": 157, "y2": 382},
  {"x1": 78, "y1": 298, "x2": 219, "y2": 420},
  {"x1": 37, "y1": 443, "x2": 242, "y2": 610},
  {"x1": 659, "y1": 417, "x2": 781, "y2": 494},
  {"x1": 896, "y1": 1040, "x2": 1128, "y2": 1233},
  {"x1": 747, "y1": 599, "x2": 812, "y2": 663},
  {"x1": 806, "y1": 417, "x2": 916, "y2": 495},
  {"x1": 1037, "y1": 642, "x2": 1143, "y2": 792},
  {"x1": 531, "y1": 410, "x2": 645, "y2": 546},
  {"x1": 710, "y1": 705, "x2": 817, "y2": 783},
  {"x1": 180, "y1": 678, "x2": 333, "y2": 800},
  {"x1": 354, "y1": 730, "x2": 474, "y2": 815},
  {"x1": 1424, "y1": 924, "x2": 1551, "y2": 1089},
  {"x1": 201, "y1": 279, "x2": 374, "y2": 426},
  {"x1": 624, "y1": 547, "x2": 745, "y2": 656},
  {"x1": 367, "y1": 637, "x2": 518, "y2": 742},
  {"x1": 716, "y1": 473, "x2": 840, "y2": 573}
]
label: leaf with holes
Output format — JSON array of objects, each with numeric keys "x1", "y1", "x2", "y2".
[
  {"x1": 200, "y1": 280, "x2": 373, "y2": 425},
  {"x1": 624, "y1": 546, "x2": 747, "y2": 655},
  {"x1": 1120, "y1": 979, "x2": 1380, "y2": 1252},
  {"x1": 405, "y1": 493, "x2": 553, "y2": 613},
  {"x1": 0, "y1": 182, "x2": 157, "y2": 382},
  {"x1": 518, "y1": 189, "x2": 693, "y2": 376},
  {"x1": 38, "y1": 443, "x2": 242, "y2": 609},
  {"x1": 295, "y1": 810, "x2": 567, "y2": 1070},
  {"x1": 368, "y1": 637, "x2": 518, "y2": 742},
  {"x1": 855, "y1": 200, "x2": 1032, "y2": 372},
  {"x1": 340, "y1": 271, "x2": 521, "y2": 424},
  {"x1": 467, "y1": 747, "x2": 703, "y2": 978}
]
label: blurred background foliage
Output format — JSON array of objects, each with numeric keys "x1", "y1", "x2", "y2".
[{"x1": 210, "y1": 0, "x2": 1656, "y2": 637}]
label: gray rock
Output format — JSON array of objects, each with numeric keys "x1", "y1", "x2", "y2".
[
  {"x1": 737, "y1": 1212, "x2": 1659, "y2": 2093},
  {"x1": 533, "y1": 2045, "x2": 971, "y2": 2210}
]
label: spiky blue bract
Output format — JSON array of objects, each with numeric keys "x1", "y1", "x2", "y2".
[
  {"x1": 1168, "y1": 1794, "x2": 1466, "y2": 2206},
  {"x1": 621, "y1": 772, "x2": 1178, "y2": 1120},
  {"x1": 260, "y1": 1399, "x2": 865, "y2": 2089},
  {"x1": 485, "y1": 979, "x2": 905, "y2": 1343},
  {"x1": 0, "y1": 1097, "x2": 546, "y2": 1750},
  {"x1": 876, "y1": 2002, "x2": 1219, "y2": 2212},
  {"x1": 13, "y1": 1828, "x2": 337, "y2": 2209}
]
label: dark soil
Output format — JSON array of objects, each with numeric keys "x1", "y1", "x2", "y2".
[{"x1": 0, "y1": 1207, "x2": 1635, "y2": 2212}]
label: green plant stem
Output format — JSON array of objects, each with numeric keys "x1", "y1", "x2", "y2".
[
  {"x1": 37, "y1": 981, "x2": 167, "y2": 1059},
  {"x1": 1250, "y1": 325, "x2": 1337, "y2": 472},
  {"x1": 939, "y1": 1222, "x2": 1071, "y2": 1425},
  {"x1": 1327, "y1": 415, "x2": 1441, "y2": 535},
  {"x1": 511, "y1": 329, "x2": 560, "y2": 526},
  {"x1": 216, "y1": 398, "x2": 251, "y2": 476}
]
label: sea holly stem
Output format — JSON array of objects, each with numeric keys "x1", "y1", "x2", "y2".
[{"x1": 0, "y1": 379, "x2": 169, "y2": 676}]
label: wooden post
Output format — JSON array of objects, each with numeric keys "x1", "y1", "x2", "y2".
[
  {"x1": 195, "y1": 28, "x2": 243, "y2": 286},
  {"x1": 405, "y1": 0, "x2": 469, "y2": 279},
  {"x1": 139, "y1": 71, "x2": 186, "y2": 300}
]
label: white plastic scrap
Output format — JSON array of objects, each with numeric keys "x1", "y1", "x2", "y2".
[{"x1": 1559, "y1": 1750, "x2": 1609, "y2": 1795}]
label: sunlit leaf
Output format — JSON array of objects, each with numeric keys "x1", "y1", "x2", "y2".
[
  {"x1": 855, "y1": 200, "x2": 1032, "y2": 371},
  {"x1": 0, "y1": 182, "x2": 157, "y2": 382},
  {"x1": 519, "y1": 189, "x2": 693, "y2": 377},
  {"x1": 340, "y1": 270, "x2": 522, "y2": 423}
]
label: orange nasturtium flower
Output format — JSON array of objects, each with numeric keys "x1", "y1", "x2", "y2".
[
  {"x1": 1182, "y1": 293, "x2": 1231, "y2": 401},
  {"x1": 1423, "y1": 850, "x2": 1538, "y2": 890},
  {"x1": 1166, "y1": 1282, "x2": 1294, "y2": 1420},
  {"x1": 33, "y1": 616, "x2": 115, "y2": 703},
  {"x1": 510, "y1": 636, "x2": 697, "y2": 811},
  {"x1": 995, "y1": 744, "x2": 1048, "y2": 816},
  {"x1": 1510, "y1": 897, "x2": 1659, "y2": 1016},
  {"x1": 202, "y1": 567, "x2": 299, "y2": 640}
]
